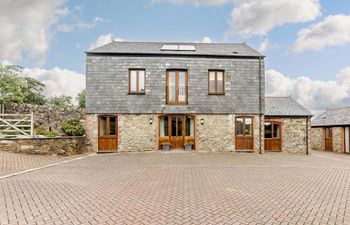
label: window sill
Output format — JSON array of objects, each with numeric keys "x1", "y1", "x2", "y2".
[
  {"x1": 166, "y1": 103, "x2": 188, "y2": 106},
  {"x1": 208, "y1": 93, "x2": 225, "y2": 95},
  {"x1": 128, "y1": 92, "x2": 146, "y2": 95}
]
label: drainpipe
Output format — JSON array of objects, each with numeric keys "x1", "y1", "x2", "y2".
[
  {"x1": 306, "y1": 116, "x2": 310, "y2": 155},
  {"x1": 259, "y1": 56, "x2": 263, "y2": 154}
]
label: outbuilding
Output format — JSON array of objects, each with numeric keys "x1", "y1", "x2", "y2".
[
  {"x1": 264, "y1": 97, "x2": 312, "y2": 154},
  {"x1": 311, "y1": 107, "x2": 350, "y2": 154}
]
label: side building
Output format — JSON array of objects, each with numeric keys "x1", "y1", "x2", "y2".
[
  {"x1": 312, "y1": 107, "x2": 350, "y2": 154},
  {"x1": 265, "y1": 97, "x2": 312, "y2": 154}
]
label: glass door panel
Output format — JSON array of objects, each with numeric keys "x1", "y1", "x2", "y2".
[
  {"x1": 168, "y1": 72, "x2": 176, "y2": 102},
  {"x1": 178, "y1": 72, "x2": 186, "y2": 102}
]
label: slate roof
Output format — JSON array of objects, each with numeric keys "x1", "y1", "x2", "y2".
[
  {"x1": 265, "y1": 96, "x2": 312, "y2": 117},
  {"x1": 312, "y1": 107, "x2": 350, "y2": 126},
  {"x1": 86, "y1": 41, "x2": 264, "y2": 57}
]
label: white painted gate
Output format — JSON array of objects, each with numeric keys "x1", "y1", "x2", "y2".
[{"x1": 0, "y1": 113, "x2": 34, "y2": 138}]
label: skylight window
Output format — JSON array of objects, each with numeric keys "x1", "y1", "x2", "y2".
[
  {"x1": 178, "y1": 45, "x2": 196, "y2": 51},
  {"x1": 161, "y1": 44, "x2": 179, "y2": 51},
  {"x1": 161, "y1": 44, "x2": 196, "y2": 51}
]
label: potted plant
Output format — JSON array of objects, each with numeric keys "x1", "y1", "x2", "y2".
[
  {"x1": 184, "y1": 140, "x2": 194, "y2": 151},
  {"x1": 161, "y1": 141, "x2": 171, "y2": 151}
]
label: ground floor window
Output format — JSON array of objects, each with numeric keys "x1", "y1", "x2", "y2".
[{"x1": 264, "y1": 122, "x2": 280, "y2": 139}]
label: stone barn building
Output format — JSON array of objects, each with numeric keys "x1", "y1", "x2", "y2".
[
  {"x1": 265, "y1": 97, "x2": 312, "y2": 154},
  {"x1": 84, "y1": 41, "x2": 311, "y2": 154},
  {"x1": 312, "y1": 107, "x2": 350, "y2": 154}
]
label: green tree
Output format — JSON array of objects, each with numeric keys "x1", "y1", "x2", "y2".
[
  {"x1": 76, "y1": 89, "x2": 86, "y2": 108},
  {"x1": 23, "y1": 77, "x2": 46, "y2": 105},
  {"x1": 0, "y1": 65, "x2": 27, "y2": 103},
  {"x1": 0, "y1": 65, "x2": 46, "y2": 105},
  {"x1": 46, "y1": 95, "x2": 73, "y2": 108}
]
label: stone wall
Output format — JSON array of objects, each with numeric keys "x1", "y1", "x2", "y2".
[
  {"x1": 85, "y1": 113, "x2": 266, "y2": 152},
  {"x1": 253, "y1": 115, "x2": 264, "y2": 153},
  {"x1": 85, "y1": 114, "x2": 98, "y2": 152},
  {"x1": 0, "y1": 137, "x2": 86, "y2": 155},
  {"x1": 4, "y1": 103, "x2": 84, "y2": 135},
  {"x1": 311, "y1": 127, "x2": 323, "y2": 150},
  {"x1": 333, "y1": 127, "x2": 344, "y2": 153},
  {"x1": 119, "y1": 114, "x2": 157, "y2": 152},
  {"x1": 196, "y1": 114, "x2": 234, "y2": 152},
  {"x1": 283, "y1": 118, "x2": 309, "y2": 154}
]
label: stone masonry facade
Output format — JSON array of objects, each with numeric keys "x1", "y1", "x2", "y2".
[
  {"x1": 266, "y1": 117, "x2": 311, "y2": 154},
  {"x1": 119, "y1": 114, "x2": 157, "y2": 152},
  {"x1": 311, "y1": 127, "x2": 323, "y2": 150},
  {"x1": 0, "y1": 137, "x2": 86, "y2": 155},
  {"x1": 85, "y1": 113, "x2": 266, "y2": 153},
  {"x1": 332, "y1": 127, "x2": 344, "y2": 153},
  {"x1": 283, "y1": 118, "x2": 310, "y2": 154},
  {"x1": 311, "y1": 127, "x2": 344, "y2": 153}
]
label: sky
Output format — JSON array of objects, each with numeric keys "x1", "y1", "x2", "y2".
[{"x1": 1, "y1": 0, "x2": 350, "y2": 114}]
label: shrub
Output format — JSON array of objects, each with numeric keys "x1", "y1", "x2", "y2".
[
  {"x1": 44, "y1": 131, "x2": 56, "y2": 138},
  {"x1": 35, "y1": 127, "x2": 56, "y2": 137},
  {"x1": 35, "y1": 127, "x2": 46, "y2": 136},
  {"x1": 184, "y1": 140, "x2": 194, "y2": 145},
  {"x1": 61, "y1": 120, "x2": 85, "y2": 136}
]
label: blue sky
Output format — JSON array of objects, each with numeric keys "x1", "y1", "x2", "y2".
[{"x1": 1, "y1": 0, "x2": 350, "y2": 113}]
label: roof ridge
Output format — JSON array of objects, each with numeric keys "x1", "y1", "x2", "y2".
[
  {"x1": 327, "y1": 106, "x2": 350, "y2": 111},
  {"x1": 265, "y1": 96, "x2": 292, "y2": 98},
  {"x1": 109, "y1": 41, "x2": 246, "y2": 45}
]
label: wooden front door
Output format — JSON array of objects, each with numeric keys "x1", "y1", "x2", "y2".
[
  {"x1": 264, "y1": 122, "x2": 282, "y2": 151},
  {"x1": 324, "y1": 127, "x2": 333, "y2": 151},
  {"x1": 235, "y1": 117, "x2": 254, "y2": 150},
  {"x1": 98, "y1": 116, "x2": 117, "y2": 151},
  {"x1": 169, "y1": 115, "x2": 184, "y2": 149},
  {"x1": 159, "y1": 115, "x2": 195, "y2": 150}
]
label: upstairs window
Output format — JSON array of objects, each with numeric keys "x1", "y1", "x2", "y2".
[
  {"x1": 129, "y1": 69, "x2": 145, "y2": 94},
  {"x1": 208, "y1": 70, "x2": 224, "y2": 94},
  {"x1": 166, "y1": 70, "x2": 188, "y2": 104}
]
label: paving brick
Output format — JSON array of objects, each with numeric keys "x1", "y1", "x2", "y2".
[{"x1": 0, "y1": 150, "x2": 350, "y2": 224}]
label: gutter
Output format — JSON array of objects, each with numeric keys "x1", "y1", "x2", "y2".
[
  {"x1": 85, "y1": 52, "x2": 265, "y2": 60},
  {"x1": 306, "y1": 116, "x2": 310, "y2": 155},
  {"x1": 259, "y1": 56, "x2": 263, "y2": 154}
]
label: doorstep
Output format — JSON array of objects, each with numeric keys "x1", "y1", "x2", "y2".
[{"x1": 96, "y1": 150, "x2": 118, "y2": 154}]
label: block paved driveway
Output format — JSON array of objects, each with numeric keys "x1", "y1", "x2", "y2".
[{"x1": 1, "y1": 150, "x2": 350, "y2": 225}]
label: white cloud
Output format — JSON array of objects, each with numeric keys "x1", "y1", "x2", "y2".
[
  {"x1": 75, "y1": 43, "x2": 82, "y2": 49},
  {"x1": 151, "y1": 0, "x2": 229, "y2": 6},
  {"x1": 0, "y1": 0, "x2": 67, "y2": 62},
  {"x1": 292, "y1": 14, "x2": 350, "y2": 53},
  {"x1": 57, "y1": 16, "x2": 105, "y2": 32},
  {"x1": 229, "y1": 0, "x2": 321, "y2": 36},
  {"x1": 201, "y1": 36, "x2": 212, "y2": 43},
  {"x1": 259, "y1": 38, "x2": 269, "y2": 53},
  {"x1": 55, "y1": 7, "x2": 70, "y2": 16},
  {"x1": 266, "y1": 68, "x2": 350, "y2": 113},
  {"x1": 89, "y1": 34, "x2": 124, "y2": 50},
  {"x1": 1, "y1": 60, "x2": 12, "y2": 66},
  {"x1": 22, "y1": 67, "x2": 85, "y2": 100}
]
